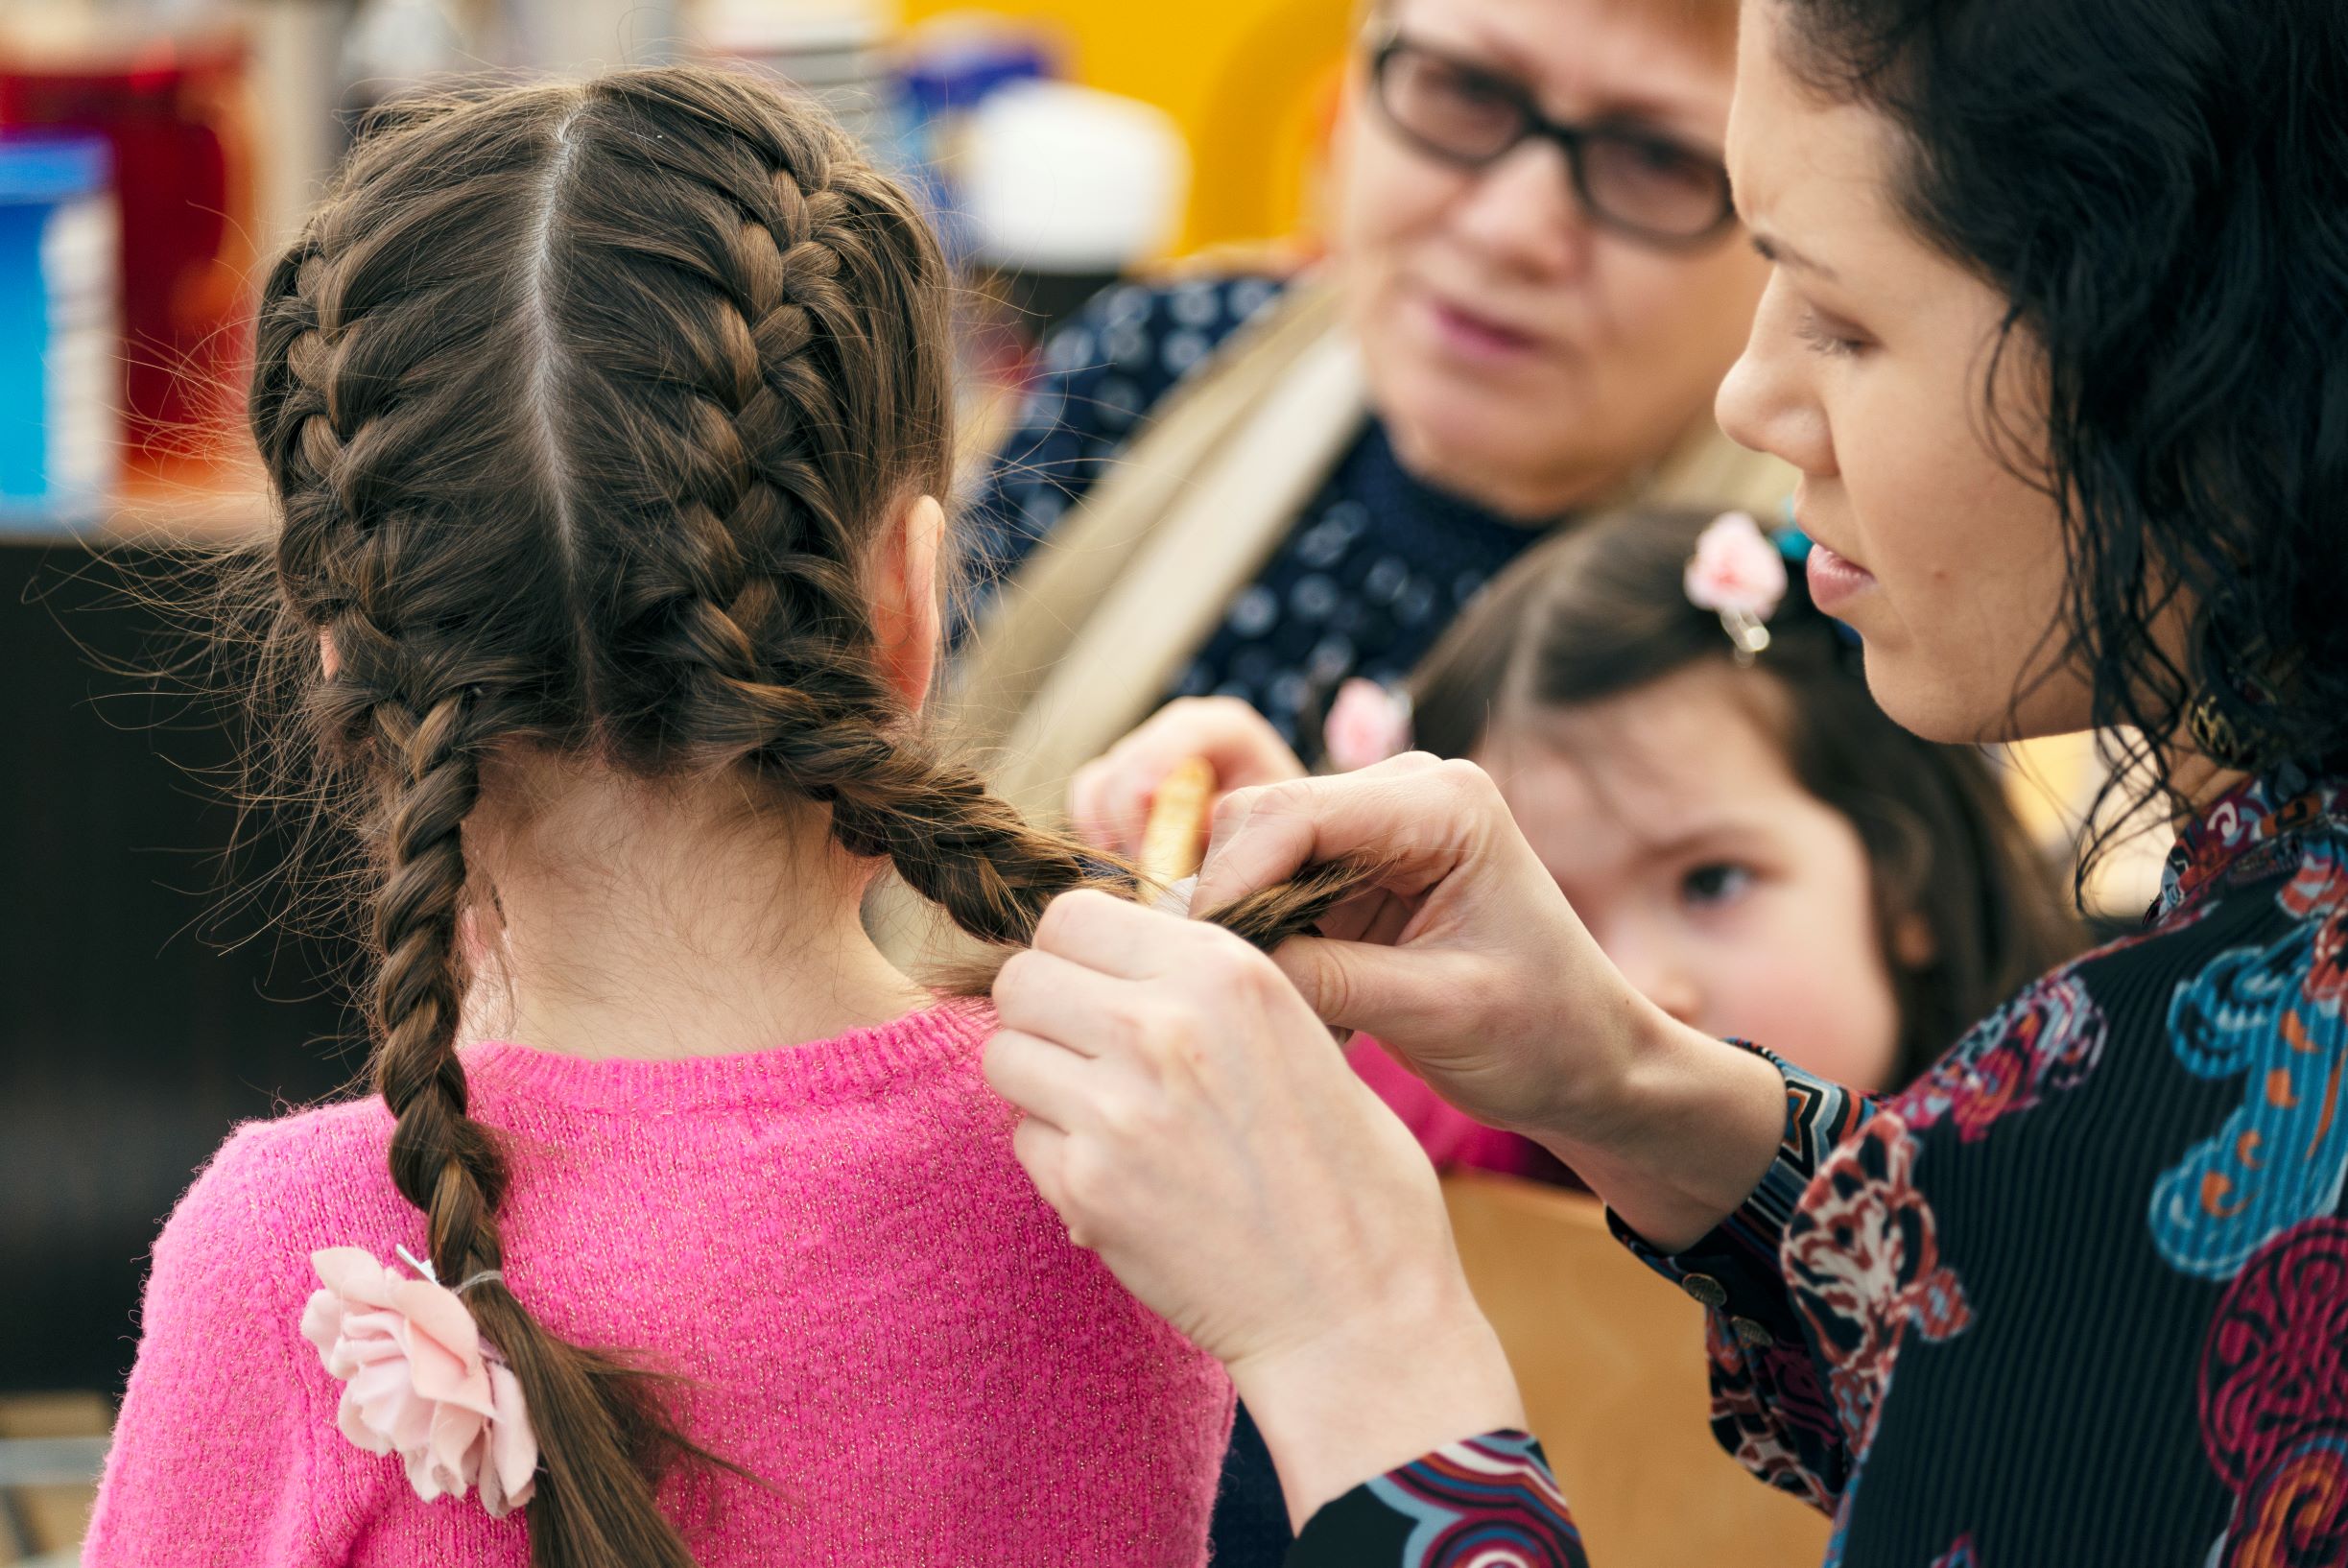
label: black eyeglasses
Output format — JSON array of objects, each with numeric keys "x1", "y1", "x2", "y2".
[{"x1": 1368, "y1": 34, "x2": 1737, "y2": 250}]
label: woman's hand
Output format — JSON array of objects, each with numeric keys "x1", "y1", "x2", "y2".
[
  {"x1": 1068, "y1": 697, "x2": 1306, "y2": 858},
  {"x1": 1197, "y1": 754, "x2": 1787, "y2": 1250},
  {"x1": 984, "y1": 891, "x2": 1524, "y2": 1528}
]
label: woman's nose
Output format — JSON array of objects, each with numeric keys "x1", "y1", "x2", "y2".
[
  {"x1": 1716, "y1": 279, "x2": 1834, "y2": 473},
  {"x1": 1444, "y1": 138, "x2": 1591, "y2": 280}
]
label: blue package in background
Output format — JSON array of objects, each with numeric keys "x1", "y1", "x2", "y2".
[{"x1": 0, "y1": 133, "x2": 119, "y2": 528}]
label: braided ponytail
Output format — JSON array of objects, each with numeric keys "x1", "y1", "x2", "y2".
[{"x1": 250, "y1": 80, "x2": 727, "y2": 1568}]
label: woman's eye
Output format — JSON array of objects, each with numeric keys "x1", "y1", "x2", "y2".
[
  {"x1": 1793, "y1": 305, "x2": 1869, "y2": 359},
  {"x1": 1682, "y1": 863, "x2": 1756, "y2": 908}
]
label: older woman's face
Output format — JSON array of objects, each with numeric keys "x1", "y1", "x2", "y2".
[{"x1": 1331, "y1": 0, "x2": 1767, "y2": 518}]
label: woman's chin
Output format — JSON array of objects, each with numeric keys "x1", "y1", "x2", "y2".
[
  {"x1": 1375, "y1": 392, "x2": 1590, "y2": 518},
  {"x1": 1856, "y1": 630, "x2": 2097, "y2": 748}
]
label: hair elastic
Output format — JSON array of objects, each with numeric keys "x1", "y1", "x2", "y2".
[{"x1": 395, "y1": 1244, "x2": 505, "y2": 1297}]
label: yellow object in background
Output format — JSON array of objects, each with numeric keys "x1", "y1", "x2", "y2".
[{"x1": 900, "y1": 0, "x2": 1356, "y2": 251}]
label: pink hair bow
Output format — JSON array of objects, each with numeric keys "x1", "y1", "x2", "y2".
[
  {"x1": 298, "y1": 1246, "x2": 538, "y2": 1516},
  {"x1": 1685, "y1": 511, "x2": 1790, "y2": 663},
  {"x1": 1323, "y1": 677, "x2": 1414, "y2": 772}
]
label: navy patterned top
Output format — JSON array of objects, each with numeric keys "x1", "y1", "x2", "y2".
[
  {"x1": 1289, "y1": 764, "x2": 2348, "y2": 1566},
  {"x1": 962, "y1": 273, "x2": 1550, "y2": 761}
]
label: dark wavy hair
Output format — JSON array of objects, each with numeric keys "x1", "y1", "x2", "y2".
[
  {"x1": 1767, "y1": 0, "x2": 2348, "y2": 869},
  {"x1": 1410, "y1": 508, "x2": 2078, "y2": 1086}
]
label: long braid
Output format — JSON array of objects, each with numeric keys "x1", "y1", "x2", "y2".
[
  {"x1": 253, "y1": 83, "x2": 713, "y2": 1568},
  {"x1": 363, "y1": 683, "x2": 707, "y2": 1567}
]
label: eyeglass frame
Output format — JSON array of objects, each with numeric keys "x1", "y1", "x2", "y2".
[{"x1": 1364, "y1": 30, "x2": 1740, "y2": 252}]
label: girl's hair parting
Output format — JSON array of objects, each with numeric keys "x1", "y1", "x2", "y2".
[
  {"x1": 1410, "y1": 508, "x2": 2079, "y2": 1085},
  {"x1": 243, "y1": 64, "x2": 1340, "y2": 1567},
  {"x1": 1767, "y1": 0, "x2": 2348, "y2": 880}
]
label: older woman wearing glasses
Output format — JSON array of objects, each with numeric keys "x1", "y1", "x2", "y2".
[{"x1": 951, "y1": 0, "x2": 1784, "y2": 822}]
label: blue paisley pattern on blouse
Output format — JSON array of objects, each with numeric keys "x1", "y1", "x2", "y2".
[{"x1": 2151, "y1": 835, "x2": 2348, "y2": 1279}]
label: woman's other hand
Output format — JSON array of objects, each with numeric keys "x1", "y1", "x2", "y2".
[
  {"x1": 1069, "y1": 698, "x2": 1307, "y2": 858},
  {"x1": 984, "y1": 891, "x2": 1523, "y2": 1527},
  {"x1": 1198, "y1": 755, "x2": 1786, "y2": 1250}
]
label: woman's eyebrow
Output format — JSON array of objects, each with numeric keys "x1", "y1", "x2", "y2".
[{"x1": 1751, "y1": 229, "x2": 1842, "y2": 283}]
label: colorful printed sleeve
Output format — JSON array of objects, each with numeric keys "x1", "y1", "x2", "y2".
[
  {"x1": 1605, "y1": 1051, "x2": 1877, "y2": 1512},
  {"x1": 1287, "y1": 1430, "x2": 1588, "y2": 1567}
]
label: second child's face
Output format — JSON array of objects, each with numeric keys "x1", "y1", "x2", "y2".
[{"x1": 1479, "y1": 664, "x2": 1905, "y2": 1091}]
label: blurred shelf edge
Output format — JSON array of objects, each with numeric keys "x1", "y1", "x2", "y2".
[{"x1": 0, "y1": 467, "x2": 271, "y2": 550}]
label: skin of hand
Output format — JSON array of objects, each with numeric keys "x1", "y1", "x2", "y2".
[
  {"x1": 1068, "y1": 697, "x2": 1307, "y2": 859},
  {"x1": 1193, "y1": 753, "x2": 1786, "y2": 1250},
  {"x1": 984, "y1": 887, "x2": 1525, "y2": 1530}
]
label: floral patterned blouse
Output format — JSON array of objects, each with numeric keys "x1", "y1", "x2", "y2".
[{"x1": 1291, "y1": 766, "x2": 2348, "y2": 1567}]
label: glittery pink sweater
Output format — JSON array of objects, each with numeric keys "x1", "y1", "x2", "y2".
[{"x1": 83, "y1": 1004, "x2": 1231, "y2": 1566}]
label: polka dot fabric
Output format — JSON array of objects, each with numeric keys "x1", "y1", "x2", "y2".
[{"x1": 962, "y1": 274, "x2": 1551, "y2": 763}]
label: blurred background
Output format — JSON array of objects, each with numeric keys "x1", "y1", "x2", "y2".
[{"x1": 0, "y1": 2, "x2": 1349, "y2": 1559}]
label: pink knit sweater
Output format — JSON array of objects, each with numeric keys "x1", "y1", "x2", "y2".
[{"x1": 83, "y1": 1003, "x2": 1231, "y2": 1566}]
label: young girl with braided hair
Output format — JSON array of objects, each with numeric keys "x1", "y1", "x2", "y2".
[{"x1": 83, "y1": 66, "x2": 1322, "y2": 1568}]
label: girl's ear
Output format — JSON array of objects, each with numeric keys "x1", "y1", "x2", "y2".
[
  {"x1": 869, "y1": 492, "x2": 946, "y2": 713},
  {"x1": 320, "y1": 629, "x2": 342, "y2": 679}
]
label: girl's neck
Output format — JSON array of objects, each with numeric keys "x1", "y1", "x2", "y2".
[{"x1": 463, "y1": 760, "x2": 929, "y2": 1061}]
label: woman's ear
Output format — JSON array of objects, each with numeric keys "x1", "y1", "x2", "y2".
[
  {"x1": 320, "y1": 629, "x2": 341, "y2": 679},
  {"x1": 1892, "y1": 909, "x2": 1938, "y2": 969},
  {"x1": 869, "y1": 492, "x2": 946, "y2": 713}
]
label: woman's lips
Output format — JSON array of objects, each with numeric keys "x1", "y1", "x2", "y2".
[
  {"x1": 1805, "y1": 539, "x2": 1879, "y2": 615},
  {"x1": 1416, "y1": 289, "x2": 1544, "y2": 363}
]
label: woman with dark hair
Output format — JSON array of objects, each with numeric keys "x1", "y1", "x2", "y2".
[{"x1": 980, "y1": 0, "x2": 2348, "y2": 1564}]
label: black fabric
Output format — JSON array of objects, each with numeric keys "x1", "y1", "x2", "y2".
[
  {"x1": 1212, "y1": 1403, "x2": 1294, "y2": 1567},
  {"x1": 962, "y1": 273, "x2": 1549, "y2": 763}
]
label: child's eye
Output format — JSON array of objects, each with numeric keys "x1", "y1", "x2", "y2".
[{"x1": 1682, "y1": 863, "x2": 1756, "y2": 908}]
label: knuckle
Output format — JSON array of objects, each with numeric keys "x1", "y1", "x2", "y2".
[
  {"x1": 1433, "y1": 755, "x2": 1500, "y2": 806},
  {"x1": 1091, "y1": 1083, "x2": 1150, "y2": 1140},
  {"x1": 1058, "y1": 1137, "x2": 1120, "y2": 1223},
  {"x1": 1032, "y1": 887, "x2": 1106, "y2": 950},
  {"x1": 1102, "y1": 995, "x2": 1154, "y2": 1057},
  {"x1": 992, "y1": 948, "x2": 1038, "y2": 999},
  {"x1": 1227, "y1": 944, "x2": 1293, "y2": 1011}
]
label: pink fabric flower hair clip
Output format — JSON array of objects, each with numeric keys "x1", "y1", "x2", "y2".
[
  {"x1": 1684, "y1": 511, "x2": 1791, "y2": 664},
  {"x1": 299, "y1": 1245, "x2": 539, "y2": 1516},
  {"x1": 1323, "y1": 677, "x2": 1415, "y2": 772}
]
